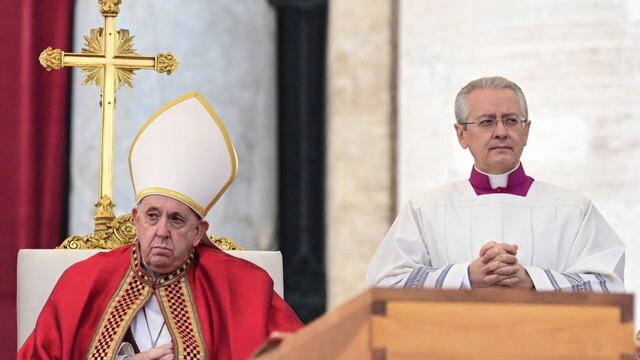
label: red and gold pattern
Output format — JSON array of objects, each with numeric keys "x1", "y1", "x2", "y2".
[
  {"x1": 158, "y1": 279, "x2": 206, "y2": 359},
  {"x1": 87, "y1": 245, "x2": 205, "y2": 359},
  {"x1": 88, "y1": 268, "x2": 150, "y2": 359}
]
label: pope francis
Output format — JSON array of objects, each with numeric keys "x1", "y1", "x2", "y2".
[{"x1": 18, "y1": 93, "x2": 302, "y2": 359}]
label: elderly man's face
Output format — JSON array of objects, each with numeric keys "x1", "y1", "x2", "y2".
[
  {"x1": 132, "y1": 195, "x2": 208, "y2": 274},
  {"x1": 454, "y1": 88, "x2": 530, "y2": 174}
]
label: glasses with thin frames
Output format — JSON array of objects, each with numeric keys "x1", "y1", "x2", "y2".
[{"x1": 462, "y1": 116, "x2": 528, "y2": 131}]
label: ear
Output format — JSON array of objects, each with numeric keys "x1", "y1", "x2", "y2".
[
  {"x1": 193, "y1": 220, "x2": 209, "y2": 247},
  {"x1": 454, "y1": 123, "x2": 468, "y2": 149},
  {"x1": 523, "y1": 121, "x2": 531, "y2": 146},
  {"x1": 131, "y1": 207, "x2": 139, "y2": 223}
]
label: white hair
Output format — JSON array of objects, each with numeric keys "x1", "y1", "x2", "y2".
[{"x1": 454, "y1": 76, "x2": 528, "y2": 124}]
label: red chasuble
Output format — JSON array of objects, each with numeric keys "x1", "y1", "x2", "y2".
[{"x1": 18, "y1": 244, "x2": 303, "y2": 360}]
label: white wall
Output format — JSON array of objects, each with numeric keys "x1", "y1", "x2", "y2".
[{"x1": 68, "y1": 0, "x2": 277, "y2": 249}]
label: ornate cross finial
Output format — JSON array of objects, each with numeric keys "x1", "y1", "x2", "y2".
[{"x1": 99, "y1": 0, "x2": 122, "y2": 16}]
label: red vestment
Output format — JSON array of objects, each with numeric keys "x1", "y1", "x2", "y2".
[{"x1": 18, "y1": 244, "x2": 303, "y2": 359}]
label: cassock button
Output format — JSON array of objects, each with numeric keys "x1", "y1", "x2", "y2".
[{"x1": 495, "y1": 188, "x2": 505, "y2": 193}]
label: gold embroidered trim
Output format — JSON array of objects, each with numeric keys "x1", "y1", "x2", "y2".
[
  {"x1": 158, "y1": 277, "x2": 207, "y2": 359},
  {"x1": 88, "y1": 268, "x2": 151, "y2": 359}
]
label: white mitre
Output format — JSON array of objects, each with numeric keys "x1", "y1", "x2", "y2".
[{"x1": 129, "y1": 92, "x2": 237, "y2": 217}]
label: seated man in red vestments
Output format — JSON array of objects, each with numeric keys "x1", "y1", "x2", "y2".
[{"x1": 18, "y1": 93, "x2": 303, "y2": 360}]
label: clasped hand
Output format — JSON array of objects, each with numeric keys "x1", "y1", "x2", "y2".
[
  {"x1": 127, "y1": 343, "x2": 174, "y2": 360},
  {"x1": 468, "y1": 241, "x2": 533, "y2": 289}
]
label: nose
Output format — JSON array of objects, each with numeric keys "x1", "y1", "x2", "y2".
[
  {"x1": 492, "y1": 119, "x2": 508, "y2": 138},
  {"x1": 155, "y1": 217, "x2": 170, "y2": 238}
]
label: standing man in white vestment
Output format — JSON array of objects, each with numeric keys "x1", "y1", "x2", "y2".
[{"x1": 367, "y1": 76, "x2": 625, "y2": 291}]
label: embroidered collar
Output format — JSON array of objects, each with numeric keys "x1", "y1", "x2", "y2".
[
  {"x1": 131, "y1": 242, "x2": 195, "y2": 288},
  {"x1": 468, "y1": 163, "x2": 534, "y2": 196}
]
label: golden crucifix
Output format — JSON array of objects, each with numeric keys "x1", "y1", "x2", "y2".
[{"x1": 38, "y1": 0, "x2": 178, "y2": 249}]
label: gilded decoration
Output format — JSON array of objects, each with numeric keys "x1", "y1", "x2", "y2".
[
  {"x1": 155, "y1": 53, "x2": 179, "y2": 74},
  {"x1": 99, "y1": 0, "x2": 121, "y2": 16},
  {"x1": 38, "y1": 47, "x2": 63, "y2": 71},
  {"x1": 59, "y1": 196, "x2": 137, "y2": 249},
  {"x1": 95, "y1": 194, "x2": 115, "y2": 218},
  {"x1": 212, "y1": 236, "x2": 242, "y2": 250},
  {"x1": 81, "y1": 28, "x2": 139, "y2": 89},
  {"x1": 58, "y1": 215, "x2": 136, "y2": 249},
  {"x1": 81, "y1": 28, "x2": 104, "y2": 55}
]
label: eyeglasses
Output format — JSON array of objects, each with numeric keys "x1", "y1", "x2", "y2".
[{"x1": 462, "y1": 116, "x2": 528, "y2": 131}]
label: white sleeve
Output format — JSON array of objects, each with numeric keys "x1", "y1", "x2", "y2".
[
  {"x1": 367, "y1": 202, "x2": 469, "y2": 289},
  {"x1": 461, "y1": 267, "x2": 472, "y2": 289},
  {"x1": 526, "y1": 202, "x2": 625, "y2": 293}
]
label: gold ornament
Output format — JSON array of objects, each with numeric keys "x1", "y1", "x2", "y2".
[
  {"x1": 211, "y1": 236, "x2": 242, "y2": 251},
  {"x1": 99, "y1": 0, "x2": 121, "y2": 16},
  {"x1": 156, "y1": 53, "x2": 179, "y2": 75},
  {"x1": 38, "y1": 47, "x2": 63, "y2": 71},
  {"x1": 80, "y1": 28, "x2": 140, "y2": 89}
]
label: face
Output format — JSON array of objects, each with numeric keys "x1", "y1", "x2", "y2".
[
  {"x1": 454, "y1": 88, "x2": 531, "y2": 174},
  {"x1": 132, "y1": 195, "x2": 208, "y2": 274}
]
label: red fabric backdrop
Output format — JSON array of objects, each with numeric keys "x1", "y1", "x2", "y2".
[{"x1": 0, "y1": 0, "x2": 73, "y2": 353}]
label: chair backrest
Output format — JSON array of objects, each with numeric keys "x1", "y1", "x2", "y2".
[{"x1": 16, "y1": 248, "x2": 284, "y2": 349}]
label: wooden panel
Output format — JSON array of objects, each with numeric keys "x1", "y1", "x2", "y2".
[
  {"x1": 255, "y1": 291, "x2": 374, "y2": 359},
  {"x1": 372, "y1": 301, "x2": 636, "y2": 359},
  {"x1": 370, "y1": 288, "x2": 634, "y2": 322},
  {"x1": 256, "y1": 289, "x2": 635, "y2": 359}
]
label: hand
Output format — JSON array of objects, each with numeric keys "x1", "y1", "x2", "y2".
[
  {"x1": 479, "y1": 241, "x2": 518, "y2": 263},
  {"x1": 490, "y1": 262, "x2": 534, "y2": 289},
  {"x1": 128, "y1": 344, "x2": 174, "y2": 360},
  {"x1": 469, "y1": 241, "x2": 518, "y2": 288}
]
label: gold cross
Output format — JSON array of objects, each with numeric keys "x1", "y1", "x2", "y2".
[{"x1": 38, "y1": 0, "x2": 178, "y2": 247}]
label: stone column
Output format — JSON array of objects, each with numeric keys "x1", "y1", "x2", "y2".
[
  {"x1": 326, "y1": 0, "x2": 398, "y2": 308},
  {"x1": 270, "y1": 0, "x2": 328, "y2": 322}
]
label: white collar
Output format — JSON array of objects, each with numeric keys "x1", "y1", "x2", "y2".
[{"x1": 474, "y1": 163, "x2": 520, "y2": 189}]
